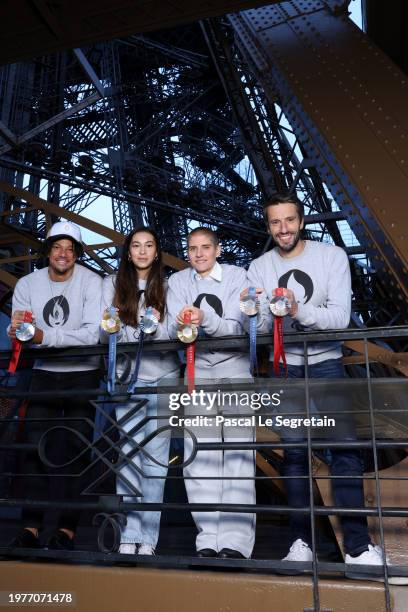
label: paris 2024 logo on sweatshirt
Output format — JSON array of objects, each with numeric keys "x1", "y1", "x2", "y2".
[
  {"x1": 193, "y1": 293, "x2": 223, "y2": 317},
  {"x1": 279, "y1": 269, "x2": 315, "y2": 332},
  {"x1": 43, "y1": 297, "x2": 70, "y2": 327}
]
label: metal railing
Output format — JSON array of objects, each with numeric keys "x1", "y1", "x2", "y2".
[{"x1": 1, "y1": 326, "x2": 408, "y2": 612}]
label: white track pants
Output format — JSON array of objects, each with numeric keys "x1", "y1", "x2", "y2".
[{"x1": 183, "y1": 383, "x2": 256, "y2": 558}]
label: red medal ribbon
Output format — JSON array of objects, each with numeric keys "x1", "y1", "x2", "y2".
[
  {"x1": 273, "y1": 288, "x2": 288, "y2": 377},
  {"x1": 8, "y1": 311, "x2": 33, "y2": 374},
  {"x1": 184, "y1": 312, "x2": 195, "y2": 394}
]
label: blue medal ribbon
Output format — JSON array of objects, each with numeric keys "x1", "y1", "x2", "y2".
[
  {"x1": 107, "y1": 332, "x2": 118, "y2": 395},
  {"x1": 127, "y1": 328, "x2": 145, "y2": 394},
  {"x1": 248, "y1": 287, "x2": 258, "y2": 376}
]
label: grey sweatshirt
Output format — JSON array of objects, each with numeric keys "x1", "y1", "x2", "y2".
[
  {"x1": 167, "y1": 264, "x2": 250, "y2": 378},
  {"x1": 12, "y1": 264, "x2": 102, "y2": 371},
  {"x1": 101, "y1": 275, "x2": 179, "y2": 383},
  {"x1": 247, "y1": 240, "x2": 351, "y2": 365}
]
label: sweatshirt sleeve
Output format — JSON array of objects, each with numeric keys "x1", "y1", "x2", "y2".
[
  {"x1": 166, "y1": 273, "x2": 187, "y2": 339},
  {"x1": 153, "y1": 283, "x2": 172, "y2": 341},
  {"x1": 9, "y1": 277, "x2": 32, "y2": 339},
  {"x1": 12, "y1": 276, "x2": 32, "y2": 313},
  {"x1": 294, "y1": 247, "x2": 351, "y2": 330},
  {"x1": 200, "y1": 267, "x2": 247, "y2": 337},
  {"x1": 153, "y1": 316, "x2": 171, "y2": 341},
  {"x1": 100, "y1": 274, "x2": 122, "y2": 344},
  {"x1": 41, "y1": 272, "x2": 102, "y2": 347},
  {"x1": 246, "y1": 260, "x2": 272, "y2": 333}
]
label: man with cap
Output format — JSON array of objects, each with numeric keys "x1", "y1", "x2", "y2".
[{"x1": 8, "y1": 221, "x2": 102, "y2": 550}]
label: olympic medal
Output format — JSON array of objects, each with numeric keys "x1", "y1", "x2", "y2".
[
  {"x1": 16, "y1": 321, "x2": 35, "y2": 342},
  {"x1": 240, "y1": 291, "x2": 259, "y2": 316},
  {"x1": 177, "y1": 322, "x2": 198, "y2": 343},
  {"x1": 269, "y1": 295, "x2": 291, "y2": 317},
  {"x1": 141, "y1": 307, "x2": 159, "y2": 334},
  {"x1": 101, "y1": 306, "x2": 121, "y2": 334}
]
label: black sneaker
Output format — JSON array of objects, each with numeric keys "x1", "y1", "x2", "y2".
[
  {"x1": 218, "y1": 548, "x2": 246, "y2": 559},
  {"x1": 9, "y1": 529, "x2": 40, "y2": 549},
  {"x1": 46, "y1": 530, "x2": 74, "y2": 551},
  {"x1": 196, "y1": 548, "x2": 218, "y2": 558}
]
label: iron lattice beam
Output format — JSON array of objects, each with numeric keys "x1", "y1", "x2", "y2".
[
  {"x1": 230, "y1": 0, "x2": 408, "y2": 322},
  {"x1": 0, "y1": 12, "x2": 400, "y2": 329}
]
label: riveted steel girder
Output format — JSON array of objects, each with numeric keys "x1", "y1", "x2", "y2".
[{"x1": 231, "y1": 0, "x2": 408, "y2": 319}]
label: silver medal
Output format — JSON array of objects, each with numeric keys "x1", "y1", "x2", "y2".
[
  {"x1": 140, "y1": 307, "x2": 159, "y2": 335},
  {"x1": 240, "y1": 290, "x2": 259, "y2": 316},
  {"x1": 16, "y1": 321, "x2": 35, "y2": 342},
  {"x1": 269, "y1": 295, "x2": 291, "y2": 317}
]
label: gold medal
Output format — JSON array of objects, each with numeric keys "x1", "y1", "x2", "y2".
[
  {"x1": 101, "y1": 306, "x2": 121, "y2": 334},
  {"x1": 177, "y1": 312, "x2": 198, "y2": 344}
]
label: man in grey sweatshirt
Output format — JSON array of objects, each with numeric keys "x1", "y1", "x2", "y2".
[
  {"x1": 8, "y1": 221, "x2": 102, "y2": 551},
  {"x1": 246, "y1": 193, "x2": 386, "y2": 579},
  {"x1": 167, "y1": 227, "x2": 255, "y2": 560}
]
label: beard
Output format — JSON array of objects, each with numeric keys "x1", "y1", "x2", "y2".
[{"x1": 275, "y1": 229, "x2": 302, "y2": 253}]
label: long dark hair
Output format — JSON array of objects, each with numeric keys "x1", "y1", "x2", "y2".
[{"x1": 113, "y1": 227, "x2": 166, "y2": 327}]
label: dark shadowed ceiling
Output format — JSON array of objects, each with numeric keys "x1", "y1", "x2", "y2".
[{"x1": 0, "y1": 0, "x2": 276, "y2": 67}]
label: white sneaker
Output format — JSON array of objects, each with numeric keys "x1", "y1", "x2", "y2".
[
  {"x1": 138, "y1": 543, "x2": 155, "y2": 556},
  {"x1": 345, "y1": 544, "x2": 408, "y2": 584},
  {"x1": 119, "y1": 543, "x2": 136, "y2": 555},
  {"x1": 282, "y1": 539, "x2": 313, "y2": 563}
]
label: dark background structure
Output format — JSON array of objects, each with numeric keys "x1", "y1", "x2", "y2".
[{"x1": 0, "y1": 0, "x2": 407, "y2": 352}]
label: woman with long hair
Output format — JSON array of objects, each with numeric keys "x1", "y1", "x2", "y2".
[{"x1": 101, "y1": 227, "x2": 179, "y2": 555}]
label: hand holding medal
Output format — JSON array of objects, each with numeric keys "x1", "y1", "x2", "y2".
[
  {"x1": 8, "y1": 311, "x2": 36, "y2": 374},
  {"x1": 270, "y1": 291, "x2": 292, "y2": 317},
  {"x1": 177, "y1": 310, "x2": 198, "y2": 393},
  {"x1": 270, "y1": 288, "x2": 292, "y2": 376},
  {"x1": 101, "y1": 306, "x2": 121, "y2": 394},
  {"x1": 177, "y1": 310, "x2": 198, "y2": 344},
  {"x1": 140, "y1": 306, "x2": 159, "y2": 335},
  {"x1": 101, "y1": 306, "x2": 121, "y2": 334},
  {"x1": 240, "y1": 287, "x2": 260, "y2": 375}
]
